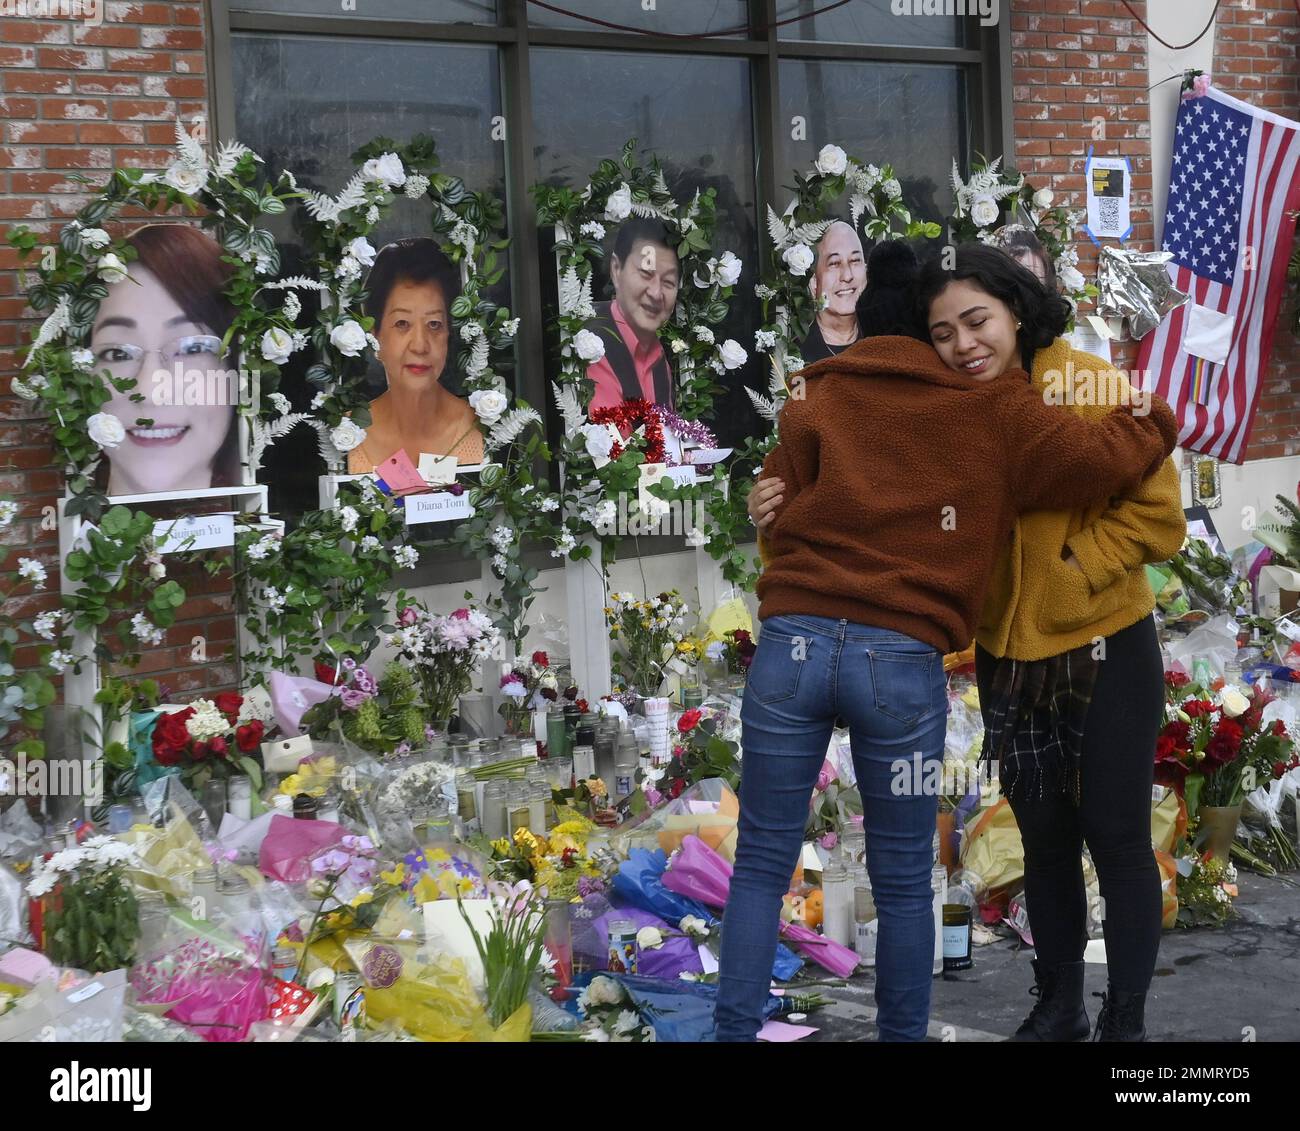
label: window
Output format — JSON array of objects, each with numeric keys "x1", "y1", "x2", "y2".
[
  {"x1": 230, "y1": 0, "x2": 497, "y2": 23},
  {"x1": 775, "y1": 0, "x2": 964, "y2": 47},
  {"x1": 528, "y1": 0, "x2": 748, "y2": 37}
]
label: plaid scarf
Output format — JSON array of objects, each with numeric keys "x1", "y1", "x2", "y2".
[{"x1": 980, "y1": 645, "x2": 1101, "y2": 804}]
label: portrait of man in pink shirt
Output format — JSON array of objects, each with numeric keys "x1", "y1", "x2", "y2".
[{"x1": 584, "y1": 218, "x2": 680, "y2": 412}]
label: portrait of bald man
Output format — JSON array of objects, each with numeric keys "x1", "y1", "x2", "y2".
[{"x1": 799, "y1": 219, "x2": 867, "y2": 363}]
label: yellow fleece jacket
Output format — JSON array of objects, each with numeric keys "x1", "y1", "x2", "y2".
[{"x1": 974, "y1": 337, "x2": 1187, "y2": 662}]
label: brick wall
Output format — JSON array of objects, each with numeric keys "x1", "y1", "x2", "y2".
[
  {"x1": 1011, "y1": 0, "x2": 1300, "y2": 460},
  {"x1": 0, "y1": 1, "x2": 237, "y2": 717}
]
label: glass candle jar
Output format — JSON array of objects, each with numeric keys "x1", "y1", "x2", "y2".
[{"x1": 227, "y1": 777, "x2": 253, "y2": 822}]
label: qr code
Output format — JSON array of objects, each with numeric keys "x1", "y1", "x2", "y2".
[{"x1": 1098, "y1": 196, "x2": 1121, "y2": 232}]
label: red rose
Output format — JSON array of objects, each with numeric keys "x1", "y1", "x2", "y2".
[
  {"x1": 1161, "y1": 720, "x2": 1192, "y2": 749},
  {"x1": 1203, "y1": 735, "x2": 1239, "y2": 770},
  {"x1": 1242, "y1": 707, "x2": 1263, "y2": 731},
  {"x1": 214, "y1": 692, "x2": 243, "y2": 724},
  {"x1": 576, "y1": 699, "x2": 589, "y2": 714},
  {"x1": 733, "y1": 630, "x2": 752, "y2": 645},
  {"x1": 1272, "y1": 720, "x2": 1288, "y2": 739},
  {"x1": 1273, "y1": 762, "x2": 1287, "y2": 780},
  {"x1": 236, "y1": 720, "x2": 265, "y2": 753},
  {"x1": 208, "y1": 736, "x2": 228, "y2": 759},
  {"x1": 563, "y1": 686, "x2": 578, "y2": 702},
  {"x1": 1155, "y1": 736, "x2": 1177, "y2": 760},
  {"x1": 531, "y1": 651, "x2": 549, "y2": 667},
  {"x1": 541, "y1": 688, "x2": 557, "y2": 702},
  {"x1": 677, "y1": 708, "x2": 703, "y2": 734},
  {"x1": 1214, "y1": 718, "x2": 1243, "y2": 748},
  {"x1": 314, "y1": 661, "x2": 338, "y2": 686},
  {"x1": 191, "y1": 740, "x2": 210, "y2": 762},
  {"x1": 1184, "y1": 699, "x2": 1215, "y2": 718},
  {"x1": 151, "y1": 708, "x2": 194, "y2": 762},
  {"x1": 1164, "y1": 670, "x2": 1190, "y2": 690},
  {"x1": 668, "y1": 777, "x2": 686, "y2": 800}
]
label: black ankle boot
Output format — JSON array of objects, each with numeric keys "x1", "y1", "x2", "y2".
[
  {"x1": 1092, "y1": 987, "x2": 1147, "y2": 1042},
  {"x1": 1010, "y1": 959, "x2": 1090, "y2": 1041}
]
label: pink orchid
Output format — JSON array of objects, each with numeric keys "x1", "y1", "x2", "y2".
[{"x1": 644, "y1": 787, "x2": 663, "y2": 808}]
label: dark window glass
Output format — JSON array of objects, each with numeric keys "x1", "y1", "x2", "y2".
[
  {"x1": 779, "y1": 59, "x2": 965, "y2": 224},
  {"x1": 530, "y1": 47, "x2": 760, "y2": 447},
  {"x1": 231, "y1": 33, "x2": 506, "y2": 516},
  {"x1": 229, "y1": 0, "x2": 496, "y2": 22},
  {"x1": 776, "y1": 0, "x2": 964, "y2": 48},
  {"x1": 528, "y1": 0, "x2": 748, "y2": 37}
]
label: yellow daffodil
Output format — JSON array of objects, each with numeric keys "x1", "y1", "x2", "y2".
[
  {"x1": 379, "y1": 862, "x2": 406, "y2": 886},
  {"x1": 349, "y1": 890, "x2": 374, "y2": 908},
  {"x1": 456, "y1": 875, "x2": 477, "y2": 896},
  {"x1": 491, "y1": 837, "x2": 512, "y2": 857}
]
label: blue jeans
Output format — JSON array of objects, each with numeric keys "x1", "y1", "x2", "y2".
[{"x1": 716, "y1": 614, "x2": 947, "y2": 1042}]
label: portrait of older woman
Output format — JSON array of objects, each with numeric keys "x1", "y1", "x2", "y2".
[
  {"x1": 90, "y1": 224, "x2": 240, "y2": 496},
  {"x1": 346, "y1": 237, "x2": 485, "y2": 474},
  {"x1": 800, "y1": 219, "x2": 867, "y2": 363}
]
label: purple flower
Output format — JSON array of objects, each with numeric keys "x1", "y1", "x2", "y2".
[
  {"x1": 393, "y1": 742, "x2": 411, "y2": 756},
  {"x1": 644, "y1": 787, "x2": 663, "y2": 808},
  {"x1": 341, "y1": 835, "x2": 374, "y2": 854},
  {"x1": 340, "y1": 688, "x2": 371, "y2": 710},
  {"x1": 353, "y1": 666, "x2": 378, "y2": 694},
  {"x1": 341, "y1": 657, "x2": 357, "y2": 671},
  {"x1": 312, "y1": 849, "x2": 351, "y2": 877},
  {"x1": 815, "y1": 760, "x2": 835, "y2": 793},
  {"x1": 448, "y1": 483, "x2": 465, "y2": 497},
  {"x1": 819, "y1": 832, "x2": 838, "y2": 851},
  {"x1": 577, "y1": 875, "x2": 606, "y2": 899}
]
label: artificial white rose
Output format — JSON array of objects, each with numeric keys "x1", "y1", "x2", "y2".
[
  {"x1": 970, "y1": 194, "x2": 1001, "y2": 229},
  {"x1": 636, "y1": 926, "x2": 665, "y2": 951},
  {"x1": 97, "y1": 253, "x2": 129, "y2": 284},
  {"x1": 573, "y1": 328, "x2": 607, "y2": 364},
  {"x1": 716, "y1": 250, "x2": 743, "y2": 287},
  {"x1": 782, "y1": 242, "x2": 815, "y2": 277},
  {"x1": 329, "y1": 319, "x2": 368, "y2": 358},
  {"x1": 86, "y1": 412, "x2": 126, "y2": 450},
  {"x1": 162, "y1": 163, "x2": 208, "y2": 196},
  {"x1": 69, "y1": 348, "x2": 94, "y2": 370},
  {"x1": 347, "y1": 236, "x2": 377, "y2": 267},
  {"x1": 1033, "y1": 187, "x2": 1055, "y2": 211},
  {"x1": 260, "y1": 327, "x2": 294, "y2": 365},
  {"x1": 581, "y1": 423, "x2": 614, "y2": 463},
  {"x1": 468, "y1": 388, "x2": 508, "y2": 425},
  {"x1": 1219, "y1": 687, "x2": 1250, "y2": 718},
  {"x1": 339, "y1": 506, "x2": 360, "y2": 534},
  {"x1": 330, "y1": 418, "x2": 366, "y2": 453},
  {"x1": 362, "y1": 152, "x2": 406, "y2": 188},
  {"x1": 719, "y1": 339, "x2": 748, "y2": 370},
  {"x1": 1059, "y1": 265, "x2": 1087, "y2": 292},
  {"x1": 79, "y1": 227, "x2": 110, "y2": 250},
  {"x1": 586, "y1": 975, "x2": 624, "y2": 1006},
  {"x1": 815, "y1": 144, "x2": 848, "y2": 177},
  {"x1": 883, "y1": 178, "x2": 903, "y2": 200},
  {"x1": 604, "y1": 183, "x2": 633, "y2": 222}
]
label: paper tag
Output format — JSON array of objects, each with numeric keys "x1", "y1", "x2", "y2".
[
  {"x1": 1273, "y1": 616, "x2": 1300, "y2": 643},
  {"x1": 404, "y1": 492, "x2": 475, "y2": 526},
  {"x1": 262, "y1": 735, "x2": 313, "y2": 773},
  {"x1": 418, "y1": 453, "x2": 458, "y2": 486},
  {"x1": 698, "y1": 944, "x2": 719, "y2": 975},
  {"x1": 686, "y1": 447, "x2": 733, "y2": 466},
  {"x1": 1086, "y1": 314, "x2": 1114, "y2": 341},
  {"x1": 67, "y1": 981, "x2": 105, "y2": 1004},
  {"x1": 243, "y1": 685, "x2": 274, "y2": 722},
  {"x1": 376, "y1": 449, "x2": 426, "y2": 494},
  {"x1": 154, "y1": 514, "x2": 235, "y2": 555}
]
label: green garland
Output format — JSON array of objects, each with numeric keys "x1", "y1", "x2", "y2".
[
  {"x1": 7, "y1": 123, "x2": 301, "y2": 523},
  {"x1": 532, "y1": 139, "x2": 748, "y2": 572}
]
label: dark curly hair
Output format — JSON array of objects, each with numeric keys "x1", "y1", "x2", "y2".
[
  {"x1": 364, "y1": 237, "x2": 462, "y2": 331},
  {"x1": 915, "y1": 242, "x2": 1071, "y2": 366}
]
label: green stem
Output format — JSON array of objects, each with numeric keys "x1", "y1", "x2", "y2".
[{"x1": 293, "y1": 875, "x2": 338, "y2": 985}]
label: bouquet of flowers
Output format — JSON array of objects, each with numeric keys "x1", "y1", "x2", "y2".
[
  {"x1": 642, "y1": 708, "x2": 741, "y2": 806},
  {"x1": 1175, "y1": 852, "x2": 1238, "y2": 928},
  {"x1": 704, "y1": 628, "x2": 756, "y2": 677},
  {"x1": 389, "y1": 603, "x2": 503, "y2": 723},
  {"x1": 605, "y1": 590, "x2": 693, "y2": 696},
  {"x1": 1155, "y1": 672, "x2": 1296, "y2": 820},
  {"x1": 150, "y1": 693, "x2": 266, "y2": 790},
  {"x1": 1164, "y1": 536, "x2": 1253, "y2": 620},
  {"x1": 26, "y1": 835, "x2": 140, "y2": 972},
  {"x1": 1255, "y1": 488, "x2": 1300, "y2": 570},
  {"x1": 488, "y1": 822, "x2": 607, "y2": 904},
  {"x1": 302, "y1": 660, "x2": 431, "y2": 756},
  {"x1": 498, "y1": 650, "x2": 558, "y2": 735}
]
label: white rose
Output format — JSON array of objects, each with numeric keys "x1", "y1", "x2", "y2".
[
  {"x1": 260, "y1": 327, "x2": 294, "y2": 365},
  {"x1": 581, "y1": 423, "x2": 614, "y2": 463},
  {"x1": 97, "y1": 253, "x2": 129, "y2": 284},
  {"x1": 716, "y1": 250, "x2": 742, "y2": 287},
  {"x1": 1033, "y1": 187, "x2": 1055, "y2": 211},
  {"x1": 347, "y1": 236, "x2": 377, "y2": 267},
  {"x1": 573, "y1": 328, "x2": 606, "y2": 364},
  {"x1": 587, "y1": 976, "x2": 624, "y2": 1007},
  {"x1": 70, "y1": 348, "x2": 94, "y2": 370},
  {"x1": 1219, "y1": 687, "x2": 1250, "y2": 718},
  {"x1": 361, "y1": 152, "x2": 406, "y2": 188},
  {"x1": 782, "y1": 242, "x2": 815, "y2": 277},
  {"x1": 754, "y1": 329, "x2": 777, "y2": 352},
  {"x1": 149, "y1": 561, "x2": 166, "y2": 580},
  {"x1": 815, "y1": 144, "x2": 848, "y2": 177},
  {"x1": 883, "y1": 178, "x2": 903, "y2": 200},
  {"x1": 86, "y1": 412, "x2": 125, "y2": 450},
  {"x1": 604, "y1": 183, "x2": 633, "y2": 222},
  {"x1": 338, "y1": 505, "x2": 359, "y2": 534},
  {"x1": 1060, "y1": 265, "x2": 1087, "y2": 292},
  {"x1": 719, "y1": 339, "x2": 748, "y2": 370},
  {"x1": 468, "y1": 388, "x2": 508, "y2": 425},
  {"x1": 162, "y1": 163, "x2": 208, "y2": 196},
  {"x1": 330, "y1": 418, "x2": 366, "y2": 453},
  {"x1": 329, "y1": 319, "x2": 368, "y2": 358},
  {"x1": 670, "y1": 337, "x2": 689, "y2": 355},
  {"x1": 79, "y1": 227, "x2": 110, "y2": 250},
  {"x1": 635, "y1": 926, "x2": 664, "y2": 951},
  {"x1": 970, "y1": 194, "x2": 1001, "y2": 229}
]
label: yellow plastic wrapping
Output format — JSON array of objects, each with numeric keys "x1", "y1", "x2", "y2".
[
  {"x1": 960, "y1": 799, "x2": 1024, "y2": 894},
  {"x1": 123, "y1": 809, "x2": 213, "y2": 899}
]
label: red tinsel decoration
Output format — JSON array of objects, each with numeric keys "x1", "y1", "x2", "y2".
[{"x1": 588, "y1": 398, "x2": 667, "y2": 465}]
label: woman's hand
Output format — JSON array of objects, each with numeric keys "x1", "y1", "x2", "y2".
[{"x1": 747, "y1": 477, "x2": 785, "y2": 529}]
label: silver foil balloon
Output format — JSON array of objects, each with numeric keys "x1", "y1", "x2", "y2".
[{"x1": 1095, "y1": 246, "x2": 1190, "y2": 340}]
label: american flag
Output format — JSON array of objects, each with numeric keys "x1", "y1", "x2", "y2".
[{"x1": 1137, "y1": 87, "x2": 1300, "y2": 464}]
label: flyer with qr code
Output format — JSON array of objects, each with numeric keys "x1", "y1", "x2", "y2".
[{"x1": 1085, "y1": 149, "x2": 1132, "y2": 242}]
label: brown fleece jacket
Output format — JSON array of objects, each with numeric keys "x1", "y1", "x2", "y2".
[{"x1": 757, "y1": 336, "x2": 1180, "y2": 654}]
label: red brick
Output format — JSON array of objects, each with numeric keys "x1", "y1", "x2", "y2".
[
  {"x1": 0, "y1": 21, "x2": 70, "y2": 44},
  {"x1": 42, "y1": 147, "x2": 112, "y2": 169},
  {"x1": 110, "y1": 98, "x2": 175, "y2": 120},
  {"x1": 107, "y1": 49, "x2": 171, "y2": 72},
  {"x1": 37, "y1": 47, "x2": 105, "y2": 70},
  {"x1": 140, "y1": 27, "x2": 203, "y2": 50},
  {"x1": 75, "y1": 75, "x2": 141, "y2": 95},
  {"x1": 40, "y1": 97, "x2": 109, "y2": 120},
  {"x1": 4, "y1": 71, "x2": 73, "y2": 94},
  {"x1": 77, "y1": 123, "x2": 146, "y2": 144},
  {"x1": 72, "y1": 24, "x2": 142, "y2": 48}
]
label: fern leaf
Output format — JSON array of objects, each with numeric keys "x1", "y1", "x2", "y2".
[
  {"x1": 174, "y1": 119, "x2": 205, "y2": 170},
  {"x1": 553, "y1": 382, "x2": 586, "y2": 438},
  {"x1": 259, "y1": 276, "x2": 329, "y2": 292},
  {"x1": 559, "y1": 266, "x2": 582, "y2": 316},
  {"x1": 766, "y1": 205, "x2": 792, "y2": 249},
  {"x1": 487, "y1": 407, "x2": 541, "y2": 451},
  {"x1": 746, "y1": 387, "x2": 778, "y2": 422},
  {"x1": 791, "y1": 219, "x2": 834, "y2": 246}
]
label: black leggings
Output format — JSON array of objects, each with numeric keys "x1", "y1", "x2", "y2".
[{"x1": 975, "y1": 616, "x2": 1164, "y2": 993}]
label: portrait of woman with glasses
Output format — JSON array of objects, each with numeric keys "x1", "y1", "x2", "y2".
[{"x1": 89, "y1": 224, "x2": 242, "y2": 496}]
